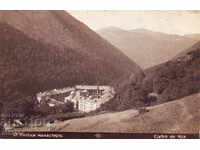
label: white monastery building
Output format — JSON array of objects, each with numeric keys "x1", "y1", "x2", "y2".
[{"x1": 36, "y1": 85, "x2": 115, "y2": 112}]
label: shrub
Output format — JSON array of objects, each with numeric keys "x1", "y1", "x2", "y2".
[{"x1": 55, "y1": 101, "x2": 74, "y2": 113}]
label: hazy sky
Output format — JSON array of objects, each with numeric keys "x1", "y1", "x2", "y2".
[{"x1": 68, "y1": 11, "x2": 200, "y2": 35}]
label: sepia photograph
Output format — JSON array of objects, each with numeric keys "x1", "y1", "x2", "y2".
[{"x1": 0, "y1": 10, "x2": 200, "y2": 139}]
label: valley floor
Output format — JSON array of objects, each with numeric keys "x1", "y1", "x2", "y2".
[{"x1": 18, "y1": 93, "x2": 200, "y2": 133}]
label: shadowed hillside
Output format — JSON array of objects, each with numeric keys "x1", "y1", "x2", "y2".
[
  {"x1": 0, "y1": 11, "x2": 144, "y2": 116},
  {"x1": 0, "y1": 11, "x2": 142, "y2": 76},
  {"x1": 0, "y1": 11, "x2": 144, "y2": 96},
  {"x1": 1, "y1": 23, "x2": 126, "y2": 99},
  {"x1": 144, "y1": 41, "x2": 200, "y2": 104},
  {"x1": 99, "y1": 41, "x2": 200, "y2": 111},
  {"x1": 97, "y1": 27, "x2": 197, "y2": 68},
  {"x1": 174, "y1": 40, "x2": 200, "y2": 58}
]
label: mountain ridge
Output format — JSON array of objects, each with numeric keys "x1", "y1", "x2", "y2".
[
  {"x1": 97, "y1": 26, "x2": 198, "y2": 68},
  {"x1": 0, "y1": 11, "x2": 144, "y2": 114}
]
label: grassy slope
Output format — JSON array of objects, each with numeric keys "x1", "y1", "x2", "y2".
[{"x1": 21, "y1": 93, "x2": 200, "y2": 133}]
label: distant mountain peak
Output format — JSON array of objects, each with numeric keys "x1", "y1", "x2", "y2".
[
  {"x1": 130, "y1": 28, "x2": 171, "y2": 36},
  {"x1": 130, "y1": 28, "x2": 153, "y2": 32},
  {"x1": 98, "y1": 26, "x2": 126, "y2": 32}
]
